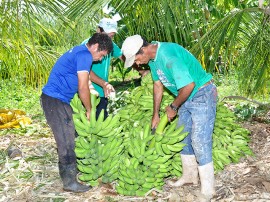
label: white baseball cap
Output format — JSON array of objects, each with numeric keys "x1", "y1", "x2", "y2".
[
  {"x1": 121, "y1": 35, "x2": 143, "y2": 68},
  {"x1": 98, "y1": 18, "x2": 118, "y2": 33}
]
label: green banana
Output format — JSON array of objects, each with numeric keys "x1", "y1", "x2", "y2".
[
  {"x1": 143, "y1": 122, "x2": 151, "y2": 139},
  {"x1": 79, "y1": 137, "x2": 91, "y2": 150},
  {"x1": 143, "y1": 148, "x2": 155, "y2": 157},
  {"x1": 78, "y1": 173, "x2": 93, "y2": 181},
  {"x1": 144, "y1": 134, "x2": 154, "y2": 143},
  {"x1": 140, "y1": 141, "x2": 146, "y2": 156},
  {"x1": 101, "y1": 114, "x2": 113, "y2": 129},
  {"x1": 167, "y1": 143, "x2": 186, "y2": 152},
  {"x1": 155, "y1": 141, "x2": 165, "y2": 156},
  {"x1": 80, "y1": 110, "x2": 90, "y2": 126},
  {"x1": 141, "y1": 182, "x2": 154, "y2": 189},
  {"x1": 145, "y1": 154, "x2": 159, "y2": 161},
  {"x1": 155, "y1": 134, "x2": 164, "y2": 142},
  {"x1": 166, "y1": 137, "x2": 180, "y2": 145},
  {"x1": 153, "y1": 155, "x2": 172, "y2": 164},
  {"x1": 145, "y1": 177, "x2": 156, "y2": 183},
  {"x1": 73, "y1": 118, "x2": 87, "y2": 131},
  {"x1": 161, "y1": 144, "x2": 172, "y2": 155},
  {"x1": 164, "y1": 118, "x2": 178, "y2": 134},
  {"x1": 155, "y1": 114, "x2": 169, "y2": 135},
  {"x1": 96, "y1": 126, "x2": 112, "y2": 137},
  {"x1": 75, "y1": 127, "x2": 89, "y2": 137},
  {"x1": 167, "y1": 126, "x2": 187, "y2": 139},
  {"x1": 171, "y1": 161, "x2": 182, "y2": 171},
  {"x1": 75, "y1": 147, "x2": 87, "y2": 158}
]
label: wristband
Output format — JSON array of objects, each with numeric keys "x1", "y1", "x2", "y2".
[{"x1": 169, "y1": 104, "x2": 178, "y2": 112}]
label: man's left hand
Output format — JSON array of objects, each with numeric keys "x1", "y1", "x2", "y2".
[{"x1": 103, "y1": 82, "x2": 115, "y2": 98}]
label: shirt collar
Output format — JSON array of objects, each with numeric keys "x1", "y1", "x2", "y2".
[{"x1": 150, "y1": 41, "x2": 160, "y2": 62}]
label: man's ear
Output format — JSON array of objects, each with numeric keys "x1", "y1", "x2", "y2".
[
  {"x1": 136, "y1": 46, "x2": 145, "y2": 55},
  {"x1": 93, "y1": 43, "x2": 99, "y2": 52}
]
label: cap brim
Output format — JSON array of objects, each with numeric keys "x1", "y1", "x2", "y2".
[{"x1": 124, "y1": 55, "x2": 135, "y2": 68}]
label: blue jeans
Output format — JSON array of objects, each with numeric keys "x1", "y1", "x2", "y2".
[{"x1": 178, "y1": 84, "x2": 217, "y2": 166}]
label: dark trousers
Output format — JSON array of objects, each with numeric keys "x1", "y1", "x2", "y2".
[
  {"x1": 40, "y1": 93, "x2": 76, "y2": 165},
  {"x1": 96, "y1": 97, "x2": 108, "y2": 119}
]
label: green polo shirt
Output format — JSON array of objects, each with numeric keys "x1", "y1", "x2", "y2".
[
  {"x1": 82, "y1": 39, "x2": 122, "y2": 97},
  {"x1": 149, "y1": 42, "x2": 212, "y2": 100}
]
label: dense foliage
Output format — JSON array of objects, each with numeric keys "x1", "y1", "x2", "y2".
[{"x1": 0, "y1": 0, "x2": 269, "y2": 97}]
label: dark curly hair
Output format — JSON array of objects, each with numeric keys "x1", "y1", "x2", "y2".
[{"x1": 88, "y1": 33, "x2": 113, "y2": 54}]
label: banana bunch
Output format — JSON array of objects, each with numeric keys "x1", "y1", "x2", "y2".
[
  {"x1": 71, "y1": 93, "x2": 121, "y2": 137},
  {"x1": 170, "y1": 154, "x2": 182, "y2": 177},
  {"x1": 71, "y1": 93, "x2": 125, "y2": 185},
  {"x1": 76, "y1": 134, "x2": 125, "y2": 186},
  {"x1": 113, "y1": 113, "x2": 189, "y2": 196},
  {"x1": 212, "y1": 103, "x2": 253, "y2": 171},
  {"x1": 116, "y1": 157, "x2": 166, "y2": 197}
]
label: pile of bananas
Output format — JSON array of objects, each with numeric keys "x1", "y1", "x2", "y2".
[
  {"x1": 115, "y1": 115, "x2": 188, "y2": 196},
  {"x1": 70, "y1": 72, "x2": 253, "y2": 196},
  {"x1": 70, "y1": 93, "x2": 125, "y2": 186},
  {"x1": 113, "y1": 73, "x2": 253, "y2": 195},
  {"x1": 0, "y1": 109, "x2": 32, "y2": 129},
  {"x1": 212, "y1": 103, "x2": 253, "y2": 171}
]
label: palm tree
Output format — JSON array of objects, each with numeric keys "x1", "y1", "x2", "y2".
[
  {"x1": 191, "y1": 6, "x2": 270, "y2": 97},
  {"x1": 0, "y1": 0, "x2": 69, "y2": 87}
]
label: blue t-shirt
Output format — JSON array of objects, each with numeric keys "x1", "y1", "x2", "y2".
[
  {"x1": 82, "y1": 38, "x2": 122, "y2": 97},
  {"x1": 149, "y1": 42, "x2": 212, "y2": 100},
  {"x1": 42, "y1": 44, "x2": 93, "y2": 104}
]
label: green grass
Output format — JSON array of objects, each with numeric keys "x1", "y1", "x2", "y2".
[{"x1": 0, "y1": 80, "x2": 43, "y2": 116}]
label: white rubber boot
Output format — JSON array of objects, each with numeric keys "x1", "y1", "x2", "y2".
[
  {"x1": 167, "y1": 154, "x2": 199, "y2": 187},
  {"x1": 197, "y1": 161, "x2": 215, "y2": 202}
]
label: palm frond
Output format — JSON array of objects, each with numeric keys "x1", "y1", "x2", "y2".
[{"x1": 0, "y1": 0, "x2": 68, "y2": 88}]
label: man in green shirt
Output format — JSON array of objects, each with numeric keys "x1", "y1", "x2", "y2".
[
  {"x1": 81, "y1": 18, "x2": 121, "y2": 118},
  {"x1": 121, "y1": 35, "x2": 217, "y2": 201}
]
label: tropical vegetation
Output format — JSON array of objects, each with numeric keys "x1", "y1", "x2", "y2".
[{"x1": 0, "y1": 0, "x2": 269, "y2": 96}]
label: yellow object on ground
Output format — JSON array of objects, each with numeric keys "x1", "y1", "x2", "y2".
[{"x1": 0, "y1": 109, "x2": 32, "y2": 129}]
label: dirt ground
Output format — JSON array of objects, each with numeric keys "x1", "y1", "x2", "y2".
[{"x1": 0, "y1": 119, "x2": 269, "y2": 202}]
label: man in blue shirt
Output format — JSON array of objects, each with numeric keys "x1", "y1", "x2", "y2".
[
  {"x1": 41, "y1": 33, "x2": 113, "y2": 193},
  {"x1": 121, "y1": 35, "x2": 217, "y2": 201}
]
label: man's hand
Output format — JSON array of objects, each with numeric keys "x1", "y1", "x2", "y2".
[
  {"x1": 151, "y1": 113, "x2": 160, "y2": 129},
  {"x1": 165, "y1": 105, "x2": 177, "y2": 122},
  {"x1": 86, "y1": 110, "x2": 91, "y2": 120},
  {"x1": 103, "y1": 82, "x2": 115, "y2": 98}
]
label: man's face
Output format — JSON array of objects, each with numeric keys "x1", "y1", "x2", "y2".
[
  {"x1": 92, "y1": 50, "x2": 108, "y2": 62},
  {"x1": 97, "y1": 28, "x2": 116, "y2": 39},
  {"x1": 107, "y1": 32, "x2": 116, "y2": 39},
  {"x1": 134, "y1": 48, "x2": 150, "y2": 66}
]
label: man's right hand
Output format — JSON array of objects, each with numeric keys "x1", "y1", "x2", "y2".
[
  {"x1": 151, "y1": 114, "x2": 160, "y2": 129},
  {"x1": 86, "y1": 110, "x2": 91, "y2": 120}
]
